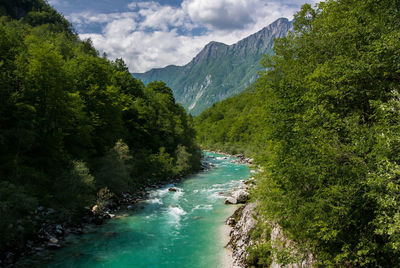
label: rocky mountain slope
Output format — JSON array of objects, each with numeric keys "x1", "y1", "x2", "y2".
[{"x1": 133, "y1": 18, "x2": 292, "y2": 115}]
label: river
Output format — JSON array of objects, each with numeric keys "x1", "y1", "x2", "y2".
[{"x1": 31, "y1": 152, "x2": 250, "y2": 267}]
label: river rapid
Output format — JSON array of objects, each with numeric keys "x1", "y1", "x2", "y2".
[{"x1": 33, "y1": 152, "x2": 250, "y2": 267}]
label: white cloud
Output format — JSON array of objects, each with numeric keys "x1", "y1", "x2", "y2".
[
  {"x1": 103, "y1": 18, "x2": 136, "y2": 37},
  {"x1": 182, "y1": 0, "x2": 256, "y2": 30},
  {"x1": 68, "y1": 12, "x2": 138, "y2": 25},
  {"x1": 138, "y1": 4, "x2": 191, "y2": 31},
  {"x1": 75, "y1": 0, "x2": 320, "y2": 72}
]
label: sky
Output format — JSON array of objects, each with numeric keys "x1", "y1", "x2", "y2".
[{"x1": 48, "y1": 0, "x2": 319, "y2": 73}]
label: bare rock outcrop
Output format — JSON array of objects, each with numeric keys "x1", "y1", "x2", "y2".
[
  {"x1": 226, "y1": 203, "x2": 313, "y2": 268},
  {"x1": 226, "y1": 203, "x2": 257, "y2": 267}
]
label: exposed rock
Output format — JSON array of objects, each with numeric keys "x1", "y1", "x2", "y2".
[
  {"x1": 227, "y1": 203, "x2": 314, "y2": 268},
  {"x1": 225, "y1": 197, "x2": 237, "y2": 204},
  {"x1": 226, "y1": 217, "x2": 236, "y2": 226},
  {"x1": 168, "y1": 187, "x2": 177, "y2": 192},
  {"x1": 47, "y1": 237, "x2": 61, "y2": 249},
  {"x1": 49, "y1": 237, "x2": 58, "y2": 244},
  {"x1": 226, "y1": 203, "x2": 257, "y2": 267},
  {"x1": 233, "y1": 189, "x2": 249, "y2": 204},
  {"x1": 91, "y1": 205, "x2": 98, "y2": 213},
  {"x1": 270, "y1": 225, "x2": 314, "y2": 268},
  {"x1": 106, "y1": 212, "x2": 115, "y2": 218},
  {"x1": 201, "y1": 161, "x2": 215, "y2": 170}
]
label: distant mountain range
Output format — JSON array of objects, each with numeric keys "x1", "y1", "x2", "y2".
[{"x1": 133, "y1": 18, "x2": 292, "y2": 115}]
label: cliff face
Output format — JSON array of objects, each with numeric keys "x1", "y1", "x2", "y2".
[
  {"x1": 133, "y1": 18, "x2": 292, "y2": 115},
  {"x1": 226, "y1": 203, "x2": 257, "y2": 267},
  {"x1": 226, "y1": 203, "x2": 313, "y2": 268}
]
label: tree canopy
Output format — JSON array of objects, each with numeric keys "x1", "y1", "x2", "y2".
[
  {"x1": 0, "y1": 0, "x2": 200, "y2": 252},
  {"x1": 196, "y1": 0, "x2": 400, "y2": 265}
]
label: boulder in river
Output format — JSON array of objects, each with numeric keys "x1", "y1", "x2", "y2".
[
  {"x1": 49, "y1": 237, "x2": 58, "y2": 244},
  {"x1": 92, "y1": 205, "x2": 98, "y2": 213},
  {"x1": 168, "y1": 187, "x2": 177, "y2": 192},
  {"x1": 47, "y1": 237, "x2": 60, "y2": 249},
  {"x1": 233, "y1": 190, "x2": 249, "y2": 204},
  {"x1": 225, "y1": 197, "x2": 237, "y2": 204}
]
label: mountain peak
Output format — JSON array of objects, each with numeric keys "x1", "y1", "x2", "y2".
[
  {"x1": 270, "y1": 17, "x2": 290, "y2": 26},
  {"x1": 232, "y1": 18, "x2": 292, "y2": 53},
  {"x1": 133, "y1": 18, "x2": 292, "y2": 115},
  {"x1": 204, "y1": 41, "x2": 228, "y2": 48},
  {"x1": 192, "y1": 41, "x2": 229, "y2": 64}
]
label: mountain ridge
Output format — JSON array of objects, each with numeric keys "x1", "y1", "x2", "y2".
[{"x1": 133, "y1": 17, "x2": 292, "y2": 115}]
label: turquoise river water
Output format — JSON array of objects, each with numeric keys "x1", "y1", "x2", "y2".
[{"x1": 32, "y1": 152, "x2": 250, "y2": 267}]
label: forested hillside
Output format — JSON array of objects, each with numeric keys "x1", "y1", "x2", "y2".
[
  {"x1": 196, "y1": 0, "x2": 400, "y2": 266},
  {"x1": 0, "y1": 0, "x2": 200, "y2": 253},
  {"x1": 194, "y1": 83, "x2": 268, "y2": 157}
]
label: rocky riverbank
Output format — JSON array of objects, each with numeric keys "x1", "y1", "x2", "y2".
[
  {"x1": 224, "y1": 190, "x2": 313, "y2": 268},
  {"x1": 226, "y1": 202, "x2": 257, "y2": 267},
  {"x1": 206, "y1": 150, "x2": 254, "y2": 165},
  {"x1": 2, "y1": 151, "x2": 252, "y2": 267},
  {"x1": 223, "y1": 175, "x2": 257, "y2": 267},
  {"x1": 1, "y1": 175, "x2": 187, "y2": 268}
]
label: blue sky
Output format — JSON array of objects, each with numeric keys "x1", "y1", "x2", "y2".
[{"x1": 48, "y1": 0, "x2": 319, "y2": 72}]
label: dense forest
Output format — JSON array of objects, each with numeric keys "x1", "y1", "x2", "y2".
[
  {"x1": 194, "y1": 82, "x2": 268, "y2": 157},
  {"x1": 0, "y1": 0, "x2": 200, "y2": 254},
  {"x1": 196, "y1": 0, "x2": 400, "y2": 266}
]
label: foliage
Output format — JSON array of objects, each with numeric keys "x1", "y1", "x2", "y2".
[
  {"x1": 95, "y1": 187, "x2": 114, "y2": 214},
  {"x1": 0, "y1": 0, "x2": 200, "y2": 251},
  {"x1": 0, "y1": 182, "x2": 38, "y2": 249},
  {"x1": 194, "y1": 82, "x2": 268, "y2": 158},
  {"x1": 196, "y1": 0, "x2": 400, "y2": 265},
  {"x1": 247, "y1": 219, "x2": 273, "y2": 268}
]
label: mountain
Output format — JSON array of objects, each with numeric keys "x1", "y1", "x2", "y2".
[{"x1": 133, "y1": 18, "x2": 292, "y2": 115}]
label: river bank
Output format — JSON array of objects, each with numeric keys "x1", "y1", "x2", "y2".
[
  {"x1": 6, "y1": 176, "x2": 184, "y2": 267},
  {"x1": 211, "y1": 149, "x2": 259, "y2": 268},
  {"x1": 206, "y1": 150, "x2": 254, "y2": 165},
  {"x1": 13, "y1": 152, "x2": 250, "y2": 267},
  {"x1": 221, "y1": 204, "x2": 240, "y2": 268}
]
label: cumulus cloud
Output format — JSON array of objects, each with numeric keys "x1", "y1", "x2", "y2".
[
  {"x1": 73, "y1": 0, "x2": 320, "y2": 72},
  {"x1": 138, "y1": 3, "x2": 191, "y2": 31},
  {"x1": 182, "y1": 0, "x2": 257, "y2": 30},
  {"x1": 68, "y1": 12, "x2": 138, "y2": 27}
]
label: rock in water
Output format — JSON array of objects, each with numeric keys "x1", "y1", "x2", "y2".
[
  {"x1": 225, "y1": 197, "x2": 237, "y2": 204},
  {"x1": 168, "y1": 187, "x2": 177, "y2": 192},
  {"x1": 91, "y1": 205, "x2": 98, "y2": 213},
  {"x1": 49, "y1": 237, "x2": 58, "y2": 244},
  {"x1": 233, "y1": 190, "x2": 249, "y2": 204},
  {"x1": 47, "y1": 237, "x2": 61, "y2": 249}
]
